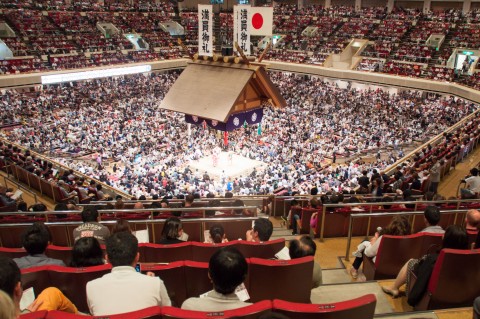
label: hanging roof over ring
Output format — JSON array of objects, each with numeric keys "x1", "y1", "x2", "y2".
[{"x1": 159, "y1": 59, "x2": 286, "y2": 122}]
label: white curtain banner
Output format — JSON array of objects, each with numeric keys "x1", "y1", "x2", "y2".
[
  {"x1": 198, "y1": 4, "x2": 213, "y2": 56},
  {"x1": 233, "y1": 5, "x2": 250, "y2": 54},
  {"x1": 238, "y1": 6, "x2": 250, "y2": 55}
]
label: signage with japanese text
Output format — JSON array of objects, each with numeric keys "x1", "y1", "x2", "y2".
[{"x1": 198, "y1": 4, "x2": 213, "y2": 56}]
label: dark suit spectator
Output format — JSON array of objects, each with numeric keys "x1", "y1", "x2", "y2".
[{"x1": 13, "y1": 222, "x2": 65, "y2": 269}]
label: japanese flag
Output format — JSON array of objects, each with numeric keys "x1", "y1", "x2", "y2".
[{"x1": 249, "y1": 7, "x2": 273, "y2": 36}]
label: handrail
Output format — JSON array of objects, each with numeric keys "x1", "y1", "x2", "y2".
[
  {"x1": 0, "y1": 206, "x2": 259, "y2": 222},
  {"x1": 344, "y1": 208, "x2": 469, "y2": 261},
  {"x1": 319, "y1": 198, "x2": 477, "y2": 241},
  {"x1": 2, "y1": 174, "x2": 38, "y2": 203},
  {"x1": 0, "y1": 216, "x2": 260, "y2": 228}
]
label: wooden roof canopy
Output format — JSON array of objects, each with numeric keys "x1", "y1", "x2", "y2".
[{"x1": 159, "y1": 56, "x2": 286, "y2": 123}]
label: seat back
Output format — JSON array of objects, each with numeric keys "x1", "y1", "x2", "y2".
[
  {"x1": 140, "y1": 242, "x2": 192, "y2": 263},
  {"x1": 321, "y1": 209, "x2": 349, "y2": 238},
  {"x1": 141, "y1": 261, "x2": 187, "y2": 308},
  {"x1": 21, "y1": 266, "x2": 55, "y2": 300},
  {"x1": 467, "y1": 230, "x2": 478, "y2": 248},
  {"x1": 0, "y1": 246, "x2": 28, "y2": 259},
  {"x1": 45, "y1": 245, "x2": 73, "y2": 265},
  {"x1": 19, "y1": 310, "x2": 48, "y2": 319},
  {"x1": 161, "y1": 300, "x2": 273, "y2": 319},
  {"x1": 299, "y1": 208, "x2": 317, "y2": 235},
  {"x1": 425, "y1": 249, "x2": 480, "y2": 309},
  {"x1": 48, "y1": 224, "x2": 72, "y2": 247},
  {"x1": 183, "y1": 261, "x2": 211, "y2": 301},
  {"x1": 28, "y1": 173, "x2": 42, "y2": 194},
  {"x1": 237, "y1": 238, "x2": 285, "y2": 259},
  {"x1": 190, "y1": 241, "x2": 237, "y2": 262},
  {"x1": 419, "y1": 233, "x2": 443, "y2": 254},
  {"x1": 46, "y1": 264, "x2": 111, "y2": 313},
  {"x1": 272, "y1": 294, "x2": 377, "y2": 319},
  {"x1": 45, "y1": 309, "x2": 161, "y2": 319},
  {"x1": 204, "y1": 220, "x2": 252, "y2": 241},
  {"x1": 44, "y1": 311, "x2": 86, "y2": 319},
  {"x1": 0, "y1": 225, "x2": 29, "y2": 247},
  {"x1": 372, "y1": 234, "x2": 424, "y2": 279},
  {"x1": 248, "y1": 256, "x2": 313, "y2": 303}
]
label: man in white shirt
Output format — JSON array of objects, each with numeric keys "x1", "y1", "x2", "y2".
[
  {"x1": 461, "y1": 168, "x2": 480, "y2": 199},
  {"x1": 181, "y1": 248, "x2": 250, "y2": 311},
  {"x1": 419, "y1": 206, "x2": 445, "y2": 234},
  {"x1": 86, "y1": 232, "x2": 171, "y2": 316}
]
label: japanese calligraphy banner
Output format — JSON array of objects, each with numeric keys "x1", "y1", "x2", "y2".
[
  {"x1": 233, "y1": 5, "x2": 250, "y2": 55},
  {"x1": 198, "y1": 4, "x2": 213, "y2": 57}
]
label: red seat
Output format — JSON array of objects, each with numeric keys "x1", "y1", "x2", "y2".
[
  {"x1": 19, "y1": 310, "x2": 48, "y2": 319},
  {"x1": 204, "y1": 220, "x2": 253, "y2": 241},
  {"x1": 272, "y1": 294, "x2": 377, "y2": 319},
  {"x1": 411, "y1": 248, "x2": 480, "y2": 310},
  {"x1": 140, "y1": 242, "x2": 192, "y2": 263},
  {"x1": 22, "y1": 264, "x2": 112, "y2": 314},
  {"x1": 161, "y1": 300, "x2": 273, "y2": 319},
  {"x1": 298, "y1": 208, "x2": 317, "y2": 235},
  {"x1": 363, "y1": 233, "x2": 443, "y2": 280},
  {"x1": 45, "y1": 245, "x2": 73, "y2": 265},
  {"x1": 141, "y1": 261, "x2": 187, "y2": 308},
  {"x1": 190, "y1": 241, "x2": 237, "y2": 262},
  {"x1": 0, "y1": 224, "x2": 30, "y2": 247},
  {"x1": 183, "y1": 260, "x2": 211, "y2": 301},
  {"x1": 247, "y1": 256, "x2": 313, "y2": 303},
  {"x1": 236, "y1": 238, "x2": 285, "y2": 259},
  {"x1": 45, "y1": 306, "x2": 162, "y2": 318},
  {"x1": 0, "y1": 246, "x2": 28, "y2": 259}
]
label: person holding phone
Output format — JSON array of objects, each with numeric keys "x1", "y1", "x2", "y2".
[{"x1": 86, "y1": 232, "x2": 171, "y2": 315}]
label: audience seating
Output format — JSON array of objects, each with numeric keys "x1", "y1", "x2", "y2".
[
  {"x1": 247, "y1": 256, "x2": 313, "y2": 303},
  {"x1": 20, "y1": 256, "x2": 314, "y2": 313},
  {"x1": 21, "y1": 264, "x2": 112, "y2": 313},
  {"x1": 189, "y1": 241, "x2": 234, "y2": 262},
  {"x1": 204, "y1": 220, "x2": 253, "y2": 241},
  {"x1": 161, "y1": 300, "x2": 273, "y2": 319},
  {"x1": 141, "y1": 242, "x2": 192, "y2": 263},
  {"x1": 20, "y1": 310, "x2": 48, "y2": 319},
  {"x1": 45, "y1": 245, "x2": 73, "y2": 265},
  {"x1": 182, "y1": 260, "x2": 211, "y2": 305},
  {"x1": 409, "y1": 248, "x2": 480, "y2": 310},
  {"x1": 236, "y1": 239, "x2": 285, "y2": 260},
  {"x1": 20, "y1": 294, "x2": 379, "y2": 319},
  {"x1": 141, "y1": 261, "x2": 187, "y2": 308},
  {"x1": 362, "y1": 233, "x2": 443, "y2": 280},
  {"x1": 271, "y1": 294, "x2": 377, "y2": 319},
  {"x1": 0, "y1": 246, "x2": 27, "y2": 259},
  {"x1": 1, "y1": 238, "x2": 286, "y2": 264}
]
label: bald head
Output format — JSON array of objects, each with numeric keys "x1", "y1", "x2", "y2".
[
  {"x1": 289, "y1": 235, "x2": 316, "y2": 259},
  {"x1": 466, "y1": 209, "x2": 480, "y2": 230}
]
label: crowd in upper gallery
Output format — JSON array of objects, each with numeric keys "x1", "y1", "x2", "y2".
[{"x1": 0, "y1": 1, "x2": 480, "y2": 88}]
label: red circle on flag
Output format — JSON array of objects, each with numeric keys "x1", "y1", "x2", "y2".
[{"x1": 252, "y1": 13, "x2": 263, "y2": 30}]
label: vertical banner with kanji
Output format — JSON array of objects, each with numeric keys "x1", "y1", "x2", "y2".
[
  {"x1": 198, "y1": 4, "x2": 213, "y2": 57},
  {"x1": 233, "y1": 5, "x2": 250, "y2": 55}
]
